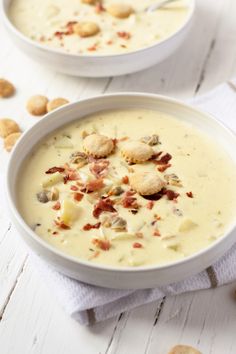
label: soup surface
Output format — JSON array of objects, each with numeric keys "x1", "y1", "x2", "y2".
[
  {"x1": 9, "y1": 0, "x2": 190, "y2": 55},
  {"x1": 18, "y1": 109, "x2": 236, "y2": 267}
]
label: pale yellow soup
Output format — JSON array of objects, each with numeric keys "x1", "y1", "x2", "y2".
[
  {"x1": 18, "y1": 109, "x2": 236, "y2": 267},
  {"x1": 9, "y1": 0, "x2": 190, "y2": 55}
]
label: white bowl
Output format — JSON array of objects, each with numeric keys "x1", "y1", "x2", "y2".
[
  {"x1": 2, "y1": 0, "x2": 195, "y2": 77},
  {"x1": 6, "y1": 93, "x2": 236, "y2": 289}
]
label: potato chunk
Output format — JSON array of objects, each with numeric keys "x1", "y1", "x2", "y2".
[
  {"x1": 59, "y1": 199, "x2": 79, "y2": 225},
  {"x1": 42, "y1": 172, "x2": 64, "y2": 188},
  {"x1": 179, "y1": 219, "x2": 198, "y2": 232}
]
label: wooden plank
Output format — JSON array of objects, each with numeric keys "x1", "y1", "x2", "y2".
[
  {"x1": 106, "y1": 0, "x2": 227, "y2": 99},
  {"x1": 0, "y1": 260, "x2": 117, "y2": 354},
  {"x1": 144, "y1": 283, "x2": 236, "y2": 354},
  {"x1": 105, "y1": 301, "x2": 164, "y2": 354}
]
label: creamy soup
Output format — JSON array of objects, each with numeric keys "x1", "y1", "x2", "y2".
[
  {"x1": 9, "y1": 0, "x2": 190, "y2": 55},
  {"x1": 18, "y1": 109, "x2": 236, "y2": 267}
]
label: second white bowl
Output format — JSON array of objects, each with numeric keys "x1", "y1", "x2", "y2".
[{"x1": 2, "y1": 0, "x2": 195, "y2": 77}]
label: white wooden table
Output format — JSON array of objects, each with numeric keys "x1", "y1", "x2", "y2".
[{"x1": 1, "y1": 1, "x2": 236, "y2": 353}]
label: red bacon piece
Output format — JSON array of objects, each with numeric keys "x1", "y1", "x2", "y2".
[
  {"x1": 93, "y1": 198, "x2": 116, "y2": 218},
  {"x1": 158, "y1": 164, "x2": 172, "y2": 172},
  {"x1": 165, "y1": 190, "x2": 180, "y2": 201},
  {"x1": 52, "y1": 201, "x2": 61, "y2": 210},
  {"x1": 133, "y1": 242, "x2": 143, "y2": 248},
  {"x1": 122, "y1": 176, "x2": 129, "y2": 184},
  {"x1": 70, "y1": 185, "x2": 78, "y2": 191},
  {"x1": 66, "y1": 21, "x2": 77, "y2": 34},
  {"x1": 54, "y1": 220, "x2": 70, "y2": 230},
  {"x1": 122, "y1": 191, "x2": 139, "y2": 209},
  {"x1": 147, "y1": 201, "x2": 154, "y2": 210},
  {"x1": 86, "y1": 178, "x2": 104, "y2": 193},
  {"x1": 92, "y1": 239, "x2": 111, "y2": 251},
  {"x1": 186, "y1": 191, "x2": 194, "y2": 198},
  {"x1": 73, "y1": 192, "x2": 84, "y2": 202},
  {"x1": 117, "y1": 31, "x2": 131, "y2": 40},
  {"x1": 45, "y1": 166, "x2": 65, "y2": 174},
  {"x1": 89, "y1": 159, "x2": 110, "y2": 178},
  {"x1": 64, "y1": 168, "x2": 80, "y2": 183},
  {"x1": 95, "y1": 2, "x2": 105, "y2": 13},
  {"x1": 87, "y1": 44, "x2": 97, "y2": 52},
  {"x1": 83, "y1": 222, "x2": 101, "y2": 231},
  {"x1": 156, "y1": 153, "x2": 172, "y2": 165}
]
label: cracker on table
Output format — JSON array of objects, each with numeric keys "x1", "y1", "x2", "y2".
[
  {"x1": 4, "y1": 132, "x2": 22, "y2": 152},
  {"x1": 27, "y1": 95, "x2": 49, "y2": 116},
  {"x1": 0, "y1": 118, "x2": 20, "y2": 138}
]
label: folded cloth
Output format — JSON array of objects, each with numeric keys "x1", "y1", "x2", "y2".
[{"x1": 32, "y1": 79, "x2": 236, "y2": 325}]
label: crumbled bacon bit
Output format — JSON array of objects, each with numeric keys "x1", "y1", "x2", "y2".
[
  {"x1": 158, "y1": 164, "x2": 172, "y2": 172},
  {"x1": 70, "y1": 185, "x2": 78, "y2": 191},
  {"x1": 45, "y1": 166, "x2": 65, "y2": 174},
  {"x1": 122, "y1": 190, "x2": 139, "y2": 209},
  {"x1": 93, "y1": 198, "x2": 116, "y2": 218},
  {"x1": 186, "y1": 191, "x2": 194, "y2": 198},
  {"x1": 66, "y1": 21, "x2": 77, "y2": 34},
  {"x1": 63, "y1": 168, "x2": 80, "y2": 183},
  {"x1": 147, "y1": 201, "x2": 154, "y2": 210},
  {"x1": 87, "y1": 44, "x2": 97, "y2": 51},
  {"x1": 117, "y1": 31, "x2": 131, "y2": 40},
  {"x1": 67, "y1": 169, "x2": 80, "y2": 181},
  {"x1": 52, "y1": 231, "x2": 58, "y2": 236},
  {"x1": 89, "y1": 160, "x2": 110, "y2": 178},
  {"x1": 122, "y1": 175, "x2": 129, "y2": 184},
  {"x1": 54, "y1": 31, "x2": 64, "y2": 39},
  {"x1": 95, "y1": 2, "x2": 105, "y2": 13},
  {"x1": 85, "y1": 178, "x2": 104, "y2": 193},
  {"x1": 133, "y1": 242, "x2": 143, "y2": 248},
  {"x1": 92, "y1": 238, "x2": 111, "y2": 251},
  {"x1": 87, "y1": 155, "x2": 99, "y2": 163},
  {"x1": 155, "y1": 153, "x2": 172, "y2": 165},
  {"x1": 52, "y1": 201, "x2": 61, "y2": 210},
  {"x1": 83, "y1": 222, "x2": 101, "y2": 231},
  {"x1": 74, "y1": 192, "x2": 84, "y2": 202},
  {"x1": 54, "y1": 21, "x2": 77, "y2": 38},
  {"x1": 153, "y1": 230, "x2": 161, "y2": 237},
  {"x1": 54, "y1": 220, "x2": 71, "y2": 230},
  {"x1": 165, "y1": 190, "x2": 180, "y2": 201},
  {"x1": 64, "y1": 175, "x2": 69, "y2": 184}
]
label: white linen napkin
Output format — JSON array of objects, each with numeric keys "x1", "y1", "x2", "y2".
[{"x1": 32, "y1": 79, "x2": 236, "y2": 325}]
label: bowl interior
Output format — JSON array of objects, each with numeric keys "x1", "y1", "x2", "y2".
[{"x1": 7, "y1": 93, "x2": 236, "y2": 272}]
